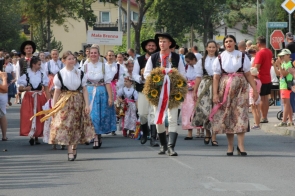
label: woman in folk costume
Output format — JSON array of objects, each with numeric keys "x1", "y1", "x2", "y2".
[
  {"x1": 34, "y1": 51, "x2": 95, "y2": 161},
  {"x1": 181, "y1": 52, "x2": 203, "y2": 140},
  {"x1": 191, "y1": 41, "x2": 219, "y2": 146},
  {"x1": 3, "y1": 56, "x2": 17, "y2": 106},
  {"x1": 81, "y1": 46, "x2": 116, "y2": 149},
  {"x1": 211, "y1": 35, "x2": 258, "y2": 156},
  {"x1": 117, "y1": 76, "x2": 138, "y2": 137},
  {"x1": 47, "y1": 49, "x2": 64, "y2": 90},
  {"x1": 18, "y1": 56, "x2": 50, "y2": 145},
  {"x1": 105, "y1": 50, "x2": 125, "y2": 135}
]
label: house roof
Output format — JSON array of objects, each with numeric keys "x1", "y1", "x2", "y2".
[{"x1": 215, "y1": 22, "x2": 256, "y2": 36}]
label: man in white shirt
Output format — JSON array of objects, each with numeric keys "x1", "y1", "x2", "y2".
[
  {"x1": 191, "y1": 46, "x2": 202, "y2": 61},
  {"x1": 133, "y1": 39, "x2": 159, "y2": 147},
  {"x1": 144, "y1": 33, "x2": 185, "y2": 156},
  {"x1": 79, "y1": 45, "x2": 90, "y2": 68},
  {"x1": 127, "y1": 48, "x2": 140, "y2": 63}
]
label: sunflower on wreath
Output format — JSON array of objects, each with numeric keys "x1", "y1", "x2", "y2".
[{"x1": 143, "y1": 67, "x2": 187, "y2": 109}]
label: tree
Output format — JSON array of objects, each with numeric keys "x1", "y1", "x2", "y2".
[
  {"x1": 20, "y1": 0, "x2": 97, "y2": 51},
  {"x1": 0, "y1": 0, "x2": 26, "y2": 51},
  {"x1": 101, "y1": 0, "x2": 155, "y2": 54},
  {"x1": 152, "y1": 0, "x2": 226, "y2": 48}
]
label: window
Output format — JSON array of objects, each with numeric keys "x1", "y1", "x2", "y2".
[
  {"x1": 131, "y1": 11, "x2": 138, "y2": 21},
  {"x1": 101, "y1": 12, "x2": 110, "y2": 23}
]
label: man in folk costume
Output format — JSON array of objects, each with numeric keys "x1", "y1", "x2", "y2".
[
  {"x1": 133, "y1": 39, "x2": 159, "y2": 146},
  {"x1": 16, "y1": 41, "x2": 36, "y2": 80},
  {"x1": 144, "y1": 33, "x2": 185, "y2": 156},
  {"x1": 47, "y1": 49, "x2": 64, "y2": 90}
]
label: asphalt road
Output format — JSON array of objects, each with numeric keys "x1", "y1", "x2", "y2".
[{"x1": 0, "y1": 103, "x2": 295, "y2": 196}]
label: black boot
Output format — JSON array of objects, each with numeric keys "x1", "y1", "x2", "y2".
[
  {"x1": 140, "y1": 123, "x2": 149, "y2": 144},
  {"x1": 158, "y1": 132, "x2": 167, "y2": 155},
  {"x1": 150, "y1": 125, "x2": 159, "y2": 147},
  {"x1": 167, "y1": 132, "x2": 178, "y2": 156}
]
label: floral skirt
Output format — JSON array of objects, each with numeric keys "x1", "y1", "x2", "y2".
[
  {"x1": 20, "y1": 91, "x2": 47, "y2": 137},
  {"x1": 212, "y1": 74, "x2": 249, "y2": 134},
  {"x1": 191, "y1": 76, "x2": 213, "y2": 130},
  {"x1": 181, "y1": 91, "x2": 196, "y2": 130},
  {"x1": 49, "y1": 92, "x2": 95, "y2": 145},
  {"x1": 123, "y1": 101, "x2": 137, "y2": 131},
  {"x1": 87, "y1": 85, "x2": 117, "y2": 134}
]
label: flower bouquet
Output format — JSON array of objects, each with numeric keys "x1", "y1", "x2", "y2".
[{"x1": 142, "y1": 67, "x2": 188, "y2": 109}]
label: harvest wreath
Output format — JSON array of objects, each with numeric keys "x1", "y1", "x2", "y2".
[{"x1": 142, "y1": 67, "x2": 188, "y2": 109}]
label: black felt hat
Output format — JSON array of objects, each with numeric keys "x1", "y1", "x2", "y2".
[
  {"x1": 154, "y1": 33, "x2": 176, "y2": 49},
  {"x1": 20, "y1": 41, "x2": 36, "y2": 55},
  {"x1": 141, "y1": 39, "x2": 157, "y2": 53}
]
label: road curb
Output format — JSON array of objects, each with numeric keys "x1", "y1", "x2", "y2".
[{"x1": 260, "y1": 123, "x2": 295, "y2": 138}]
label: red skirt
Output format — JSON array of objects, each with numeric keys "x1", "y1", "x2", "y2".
[
  {"x1": 20, "y1": 91, "x2": 47, "y2": 137},
  {"x1": 48, "y1": 74, "x2": 55, "y2": 90}
]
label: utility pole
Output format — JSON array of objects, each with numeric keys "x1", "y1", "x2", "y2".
[
  {"x1": 118, "y1": 0, "x2": 122, "y2": 32},
  {"x1": 127, "y1": 0, "x2": 131, "y2": 50}
]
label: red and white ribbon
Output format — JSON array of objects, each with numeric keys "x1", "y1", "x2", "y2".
[{"x1": 154, "y1": 68, "x2": 172, "y2": 124}]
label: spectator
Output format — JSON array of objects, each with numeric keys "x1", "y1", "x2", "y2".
[
  {"x1": 127, "y1": 48, "x2": 140, "y2": 63},
  {"x1": 275, "y1": 49, "x2": 293, "y2": 127},
  {"x1": 246, "y1": 40, "x2": 253, "y2": 51},
  {"x1": 238, "y1": 40, "x2": 251, "y2": 60},
  {"x1": 0, "y1": 71, "x2": 8, "y2": 141},
  {"x1": 285, "y1": 32, "x2": 295, "y2": 61},
  {"x1": 191, "y1": 46, "x2": 203, "y2": 61},
  {"x1": 254, "y1": 36, "x2": 273, "y2": 123}
]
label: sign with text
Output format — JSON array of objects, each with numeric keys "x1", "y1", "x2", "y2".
[
  {"x1": 87, "y1": 31, "x2": 123, "y2": 45},
  {"x1": 268, "y1": 22, "x2": 288, "y2": 28},
  {"x1": 270, "y1": 30, "x2": 285, "y2": 50}
]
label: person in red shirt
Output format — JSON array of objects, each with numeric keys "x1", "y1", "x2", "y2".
[{"x1": 254, "y1": 36, "x2": 273, "y2": 123}]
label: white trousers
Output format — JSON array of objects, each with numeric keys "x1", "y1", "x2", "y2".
[
  {"x1": 137, "y1": 92, "x2": 155, "y2": 125},
  {"x1": 154, "y1": 106, "x2": 178, "y2": 133}
]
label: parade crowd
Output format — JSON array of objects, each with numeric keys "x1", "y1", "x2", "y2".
[{"x1": 0, "y1": 31, "x2": 294, "y2": 161}]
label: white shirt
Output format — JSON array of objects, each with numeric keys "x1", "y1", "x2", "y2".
[
  {"x1": 144, "y1": 53, "x2": 185, "y2": 79},
  {"x1": 195, "y1": 56, "x2": 216, "y2": 77},
  {"x1": 194, "y1": 53, "x2": 203, "y2": 61},
  {"x1": 117, "y1": 87, "x2": 138, "y2": 101},
  {"x1": 17, "y1": 69, "x2": 49, "y2": 88},
  {"x1": 48, "y1": 59, "x2": 63, "y2": 75},
  {"x1": 4, "y1": 63, "x2": 14, "y2": 74},
  {"x1": 41, "y1": 61, "x2": 48, "y2": 75},
  {"x1": 106, "y1": 62, "x2": 125, "y2": 88},
  {"x1": 213, "y1": 50, "x2": 251, "y2": 75},
  {"x1": 54, "y1": 67, "x2": 87, "y2": 90},
  {"x1": 270, "y1": 66, "x2": 279, "y2": 85},
  {"x1": 82, "y1": 61, "x2": 113, "y2": 84},
  {"x1": 185, "y1": 64, "x2": 197, "y2": 81}
]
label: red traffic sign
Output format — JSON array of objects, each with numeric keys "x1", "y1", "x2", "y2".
[{"x1": 270, "y1": 30, "x2": 285, "y2": 50}]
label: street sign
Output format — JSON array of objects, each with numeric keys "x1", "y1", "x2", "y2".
[
  {"x1": 270, "y1": 30, "x2": 285, "y2": 50},
  {"x1": 87, "y1": 30, "x2": 123, "y2": 45},
  {"x1": 282, "y1": 0, "x2": 295, "y2": 14},
  {"x1": 268, "y1": 22, "x2": 288, "y2": 28}
]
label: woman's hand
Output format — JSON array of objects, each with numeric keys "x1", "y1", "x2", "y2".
[
  {"x1": 85, "y1": 106, "x2": 90, "y2": 115},
  {"x1": 26, "y1": 86, "x2": 32, "y2": 91},
  {"x1": 0, "y1": 72, "x2": 7, "y2": 80},
  {"x1": 108, "y1": 98, "x2": 113, "y2": 107},
  {"x1": 213, "y1": 93, "x2": 220, "y2": 104}
]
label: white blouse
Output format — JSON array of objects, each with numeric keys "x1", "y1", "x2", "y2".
[
  {"x1": 213, "y1": 50, "x2": 251, "y2": 75},
  {"x1": 41, "y1": 61, "x2": 48, "y2": 75},
  {"x1": 4, "y1": 63, "x2": 14, "y2": 74},
  {"x1": 18, "y1": 69, "x2": 49, "y2": 88},
  {"x1": 53, "y1": 67, "x2": 87, "y2": 90},
  {"x1": 82, "y1": 61, "x2": 113, "y2": 84},
  {"x1": 195, "y1": 56, "x2": 216, "y2": 77},
  {"x1": 117, "y1": 87, "x2": 138, "y2": 101},
  {"x1": 185, "y1": 65, "x2": 197, "y2": 81},
  {"x1": 48, "y1": 59, "x2": 63, "y2": 75},
  {"x1": 106, "y1": 62, "x2": 125, "y2": 89}
]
